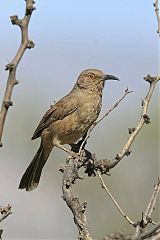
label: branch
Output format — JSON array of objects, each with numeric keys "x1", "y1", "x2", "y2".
[
  {"x1": 61, "y1": 156, "x2": 92, "y2": 240},
  {"x1": 134, "y1": 179, "x2": 160, "y2": 237},
  {"x1": 151, "y1": 232, "x2": 160, "y2": 240},
  {"x1": 153, "y1": 0, "x2": 160, "y2": 35},
  {"x1": 132, "y1": 222, "x2": 160, "y2": 240},
  {"x1": 0, "y1": 0, "x2": 35, "y2": 147},
  {"x1": 101, "y1": 179, "x2": 160, "y2": 240},
  {"x1": 0, "y1": 204, "x2": 12, "y2": 239},
  {"x1": 143, "y1": 178, "x2": 160, "y2": 225},
  {"x1": 95, "y1": 75, "x2": 159, "y2": 173},
  {"x1": 97, "y1": 171, "x2": 135, "y2": 226}
]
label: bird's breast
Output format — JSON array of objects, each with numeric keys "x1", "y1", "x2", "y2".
[
  {"x1": 77, "y1": 92, "x2": 102, "y2": 125},
  {"x1": 50, "y1": 92, "x2": 102, "y2": 145}
]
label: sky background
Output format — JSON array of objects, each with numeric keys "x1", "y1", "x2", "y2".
[{"x1": 0, "y1": 1, "x2": 159, "y2": 239}]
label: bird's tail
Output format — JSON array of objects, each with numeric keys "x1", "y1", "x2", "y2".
[{"x1": 19, "y1": 143, "x2": 52, "y2": 191}]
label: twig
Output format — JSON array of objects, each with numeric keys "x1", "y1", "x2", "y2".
[
  {"x1": 134, "y1": 179, "x2": 160, "y2": 237},
  {"x1": 95, "y1": 76, "x2": 159, "y2": 235},
  {"x1": 61, "y1": 157, "x2": 92, "y2": 240},
  {"x1": 79, "y1": 88, "x2": 132, "y2": 153},
  {"x1": 132, "y1": 222, "x2": 160, "y2": 240},
  {"x1": 0, "y1": 204, "x2": 12, "y2": 223},
  {"x1": 151, "y1": 231, "x2": 160, "y2": 240},
  {"x1": 109, "y1": 75, "x2": 159, "y2": 169},
  {"x1": 91, "y1": 75, "x2": 159, "y2": 175},
  {"x1": 0, "y1": 0, "x2": 35, "y2": 147},
  {"x1": 96, "y1": 88, "x2": 133, "y2": 126},
  {"x1": 153, "y1": 0, "x2": 160, "y2": 35},
  {"x1": 97, "y1": 171, "x2": 135, "y2": 226},
  {"x1": 0, "y1": 204, "x2": 12, "y2": 240},
  {"x1": 143, "y1": 179, "x2": 160, "y2": 225}
]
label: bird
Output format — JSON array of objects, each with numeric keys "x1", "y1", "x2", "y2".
[{"x1": 19, "y1": 69, "x2": 119, "y2": 191}]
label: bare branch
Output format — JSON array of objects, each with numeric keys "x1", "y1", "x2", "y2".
[
  {"x1": 99, "y1": 75, "x2": 160, "y2": 171},
  {"x1": 0, "y1": 204, "x2": 12, "y2": 223},
  {"x1": 0, "y1": 204, "x2": 12, "y2": 239},
  {"x1": 151, "y1": 232, "x2": 160, "y2": 240},
  {"x1": 143, "y1": 179, "x2": 160, "y2": 225},
  {"x1": 132, "y1": 222, "x2": 160, "y2": 240},
  {"x1": 0, "y1": 0, "x2": 35, "y2": 147},
  {"x1": 61, "y1": 156, "x2": 92, "y2": 240},
  {"x1": 97, "y1": 171, "x2": 135, "y2": 226},
  {"x1": 153, "y1": 0, "x2": 160, "y2": 35},
  {"x1": 133, "y1": 179, "x2": 160, "y2": 237},
  {"x1": 96, "y1": 88, "x2": 133, "y2": 126},
  {"x1": 88, "y1": 75, "x2": 159, "y2": 177}
]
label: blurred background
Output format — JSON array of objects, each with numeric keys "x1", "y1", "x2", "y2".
[{"x1": 0, "y1": 1, "x2": 159, "y2": 239}]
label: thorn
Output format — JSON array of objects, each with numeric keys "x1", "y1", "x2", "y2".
[
  {"x1": 59, "y1": 164, "x2": 65, "y2": 173},
  {"x1": 5, "y1": 63, "x2": 15, "y2": 71},
  {"x1": 143, "y1": 114, "x2": 151, "y2": 124},
  {"x1": 81, "y1": 201, "x2": 87, "y2": 212},
  {"x1": 4, "y1": 101, "x2": 13, "y2": 109},
  {"x1": 106, "y1": 171, "x2": 111, "y2": 176},
  {"x1": 128, "y1": 128, "x2": 135, "y2": 134},
  {"x1": 101, "y1": 183, "x2": 104, "y2": 189},
  {"x1": 78, "y1": 175, "x2": 84, "y2": 180},
  {"x1": 125, "y1": 150, "x2": 131, "y2": 156},
  {"x1": 14, "y1": 80, "x2": 19, "y2": 85},
  {"x1": 144, "y1": 75, "x2": 157, "y2": 84},
  {"x1": 141, "y1": 100, "x2": 144, "y2": 106},
  {"x1": 27, "y1": 40, "x2": 35, "y2": 49},
  {"x1": 115, "y1": 154, "x2": 120, "y2": 160},
  {"x1": 10, "y1": 15, "x2": 22, "y2": 26},
  {"x1": 26, "y1": 5, "x2": 36, "y2": 15}
]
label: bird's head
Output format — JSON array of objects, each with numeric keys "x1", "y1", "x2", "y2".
[{"x1": 76, "y1": 69, "x2": 119, "y2": 92}]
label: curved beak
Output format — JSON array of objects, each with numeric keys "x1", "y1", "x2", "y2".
[{"x1": 103, "y1": 74, "x2": 119, "y2": 81}]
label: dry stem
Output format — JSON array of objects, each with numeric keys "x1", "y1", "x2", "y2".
[
  {"x1": 154, "y1": 0, "x2": 160, "y2": 35},
  {"x1": 0, "y1": 0, "x2": 35, "y2": 147},
  {"x1": 97, "y1": 171, "x2": 135, "y2": 226},
  {"x1": 0, "y1": 204, "x2": 12, "y2": 239},
  {"x1": 134, "y1": 179, "x2": 160, "y2": 237},
  {"x1": 111, "y1": 75, "x2": 159, "y2": 168},
  {"x1": 143, "y1": 179, "x2": 160, "y2": 225},
  {"x1": 61, "y1": 157, "x2": 92, "y2": 240}
]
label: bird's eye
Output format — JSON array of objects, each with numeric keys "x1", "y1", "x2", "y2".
[{"x1": 88, "y1": 73, "x2": 94, "y2": 79}]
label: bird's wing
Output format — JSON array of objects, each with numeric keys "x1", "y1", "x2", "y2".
[{"x1": 32, "y1": 93, "x2": 77, "y2": 140}]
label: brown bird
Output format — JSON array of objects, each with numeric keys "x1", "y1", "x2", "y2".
[{"x1": 19, "y1": 69, "x2": 119, "y2": 191}]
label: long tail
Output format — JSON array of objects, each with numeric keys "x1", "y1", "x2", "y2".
[{"x1": 19, "y1": 143, "x2": 53, "y2": 191}]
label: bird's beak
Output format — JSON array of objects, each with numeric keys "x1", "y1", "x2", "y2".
[{"x1": 103, "y1": 74, "x2": 119, "y2": 81}]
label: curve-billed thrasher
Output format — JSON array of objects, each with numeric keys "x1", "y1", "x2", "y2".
[{"x1": 19, "y1": 69, "x2": 119, "y2": 191}]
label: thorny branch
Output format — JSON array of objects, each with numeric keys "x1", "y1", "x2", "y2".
[
  {"x1": 60, "y1": 156, "x2": 92, "y2": 240},
  {"x1": 62, "y1": 75, "x2": 159, "y2": 239},
  {"x1": 153, "y1": 0, "x2": 160, "y2": 35},
  {"x1": 94, "y1": 75, "x2": 159, "y2": 174},
  {"x1": 60, "y1": 88, "x2": 133, "y2": 239},
  {"x1": 132, "y1": 222, "x2": 160, "y2": 240},
  {"x1": 96, "y1": 76, "x2": 159, "y2": 237},
  {"x1": 0, "y1": 0, "x2": 35, "y2": 147},
  {"x1": 0, "y1": 205, "x2": 12, "y2": 240},
  {"x1": 143, "y1": 179, "x2": 160, "y2": 226}
]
